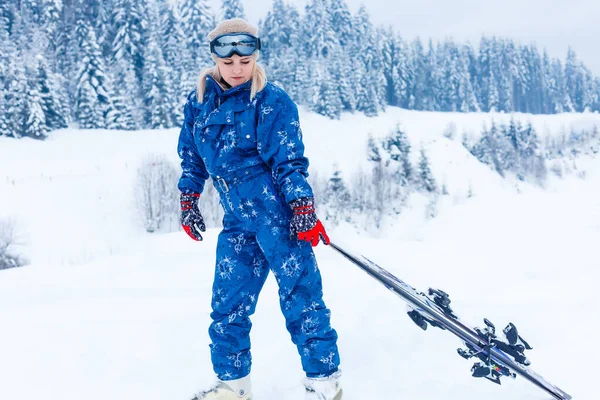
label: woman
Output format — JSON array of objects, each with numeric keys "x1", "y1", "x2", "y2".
[{"x1": 177, "y1": 18, "x2": 342, "y2": 400}]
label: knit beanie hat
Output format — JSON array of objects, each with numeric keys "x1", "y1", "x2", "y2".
[{"x1": 207, "y1": 18, "x2": 259, "y2": 41}]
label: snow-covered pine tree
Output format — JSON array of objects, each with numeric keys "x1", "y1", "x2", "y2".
[
  {"x1": 105, "y1": 59, "x2": 138, "y2": 130},
  {"x1": 367, "y1": 134, "x2": 388, "y2": 224},
  {"x1": 142, "y1": 4, "x2": 174, "y2": 130},
  {"x1": 180, "y1": 0, "x2": 213, "y2": 87},
  {"x1": 0, "y1": 23, "x2": 9, "y2": 136},
  {"x1": 458, "y1": 44, "x2": 479, "y2": 112},
  {"x1": 478, "y1": 37, "x2": 502, "y2": 112},
  {"x1": 313, "y1": 70, "x2": 342, "y2": 119},
  {"x1": 324, "y1": 167, "x2": 352, "y2": 222},
  {"x1": 290, "y1": 55, "x2": 313, "y2": 105},
  {"x1": 515, "y1": 122, "x2": 545, "y2": 181},
  {"x1": 36, "y1": 54, "x2": 68, "y2": 130},
  {"x1": 422, "y1": 39, "x2": 440, "y2": 111},
  {"x1": 564, "y1": 47, "x2": 580, "y2": 111},
  {"x1": 381, "y1": 28, "x2": 408, "y2": 107},
  {"x1": 328, "y1": 0, "x2": 353, "y2": 48},
  {"x1": 111, "y1": 0, "x2": 146, "y2": 86},
  {"x1": 438, "y1": 40, "x2": 461, "y2": 111},
  {"x1": 353, "y1": 6, "x2": 385, "y2": 116},
  {"x1": 259, "y1": 0, "x2": 301, "y2": 91},
  {"x1": 161, "y1": 0, "x2": 187, "y2": 124},
  {"x1": 23, "y1": 64, "x2": 48, "y2": 139},
  {"x1": 0, "y1": 1, "x2": 11, "y2": 32},
  {"x1": 37, "y1": 0, "x2": 62, "y2": 56},
  {"x1": 221, "y1": 0, "x2": 245, "y2": 21},
  {"x1": 471, "y1": 121, "x2": 515, "y2": 177},
  {"x1": 0, "y1": 16, "x2": 9, "y2": 88},
  {"x1": 0, "y1": 86, "x2": 8, "y2": 137},
  {"x1": 494, "y1": 39, "x2": 513, "y2": 113},
  {"x1": 410, "y1": 38, "x2": 429, "y2": 110},
  {"x1": 330, "y1": 46, "x2": 356, "y2": 112},
  {"x1": 75, "y1": 16, "x2": 111, "y2": 129},
  {"x1": 2, "y1": 37, "x2": 27, "y2": 138},
  {"x1": 384, "y1": 123, "x2": 413, "y2": 186},
  {"x1": 487, "y1": 70, "x2": 500, "y2": 112},
  {"x1": 302, "y1": 0, "x2": 337, "y2": 60},
  {"x1": 417, "y1": 147, "x2": 436, "y2": 193}
]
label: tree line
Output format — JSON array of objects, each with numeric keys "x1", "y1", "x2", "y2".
[{"x1": 1, "y1": 0, "x2": 599, "y2": 139}]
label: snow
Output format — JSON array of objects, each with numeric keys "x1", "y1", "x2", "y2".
[{"x1": 1, "y1": 106, "x2": 599, "y2": 399}]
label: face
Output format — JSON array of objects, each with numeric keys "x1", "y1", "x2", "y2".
[{"x1": 216, "y1": 54, "x2": 255, "y2": 87}]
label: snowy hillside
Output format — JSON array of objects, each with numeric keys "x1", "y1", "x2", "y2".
[{"x1": 1, "y1": 107, "x2": 599, "y2": 399}]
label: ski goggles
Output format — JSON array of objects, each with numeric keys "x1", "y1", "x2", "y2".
[{"x1": 210, "y1": 33, "x2": 262, "y2": 58}]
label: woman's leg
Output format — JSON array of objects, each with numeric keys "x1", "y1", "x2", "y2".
[
  {"x1": 209, "y1": 221, "x2": 270, "y2": 380},
  {"x1": 256, "y1": 227, "x2": 341, "y2": 378}
]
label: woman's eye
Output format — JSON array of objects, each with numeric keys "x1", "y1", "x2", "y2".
[{"x1": 241, "y1": 61, "x2": 250, "y2": 65}]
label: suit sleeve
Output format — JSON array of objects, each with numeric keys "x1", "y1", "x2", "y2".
[
  {"x1": 177, "y1": 92, "x2": 209, "y2": 195},
  {"x1": 256, "y1": 90, "x2": 314, "y2": 204}
]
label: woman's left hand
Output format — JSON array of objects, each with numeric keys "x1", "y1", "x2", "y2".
[{"x1": 289, "y1": 197, "x2": 330, "y2": 246}]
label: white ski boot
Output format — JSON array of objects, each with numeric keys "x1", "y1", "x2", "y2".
[
  {"x1": 304, "y1": 370, "x2": 342, "y2": 400},
  {"x1": 191, "y1": 375, "x2": 252, "y2": 400}
]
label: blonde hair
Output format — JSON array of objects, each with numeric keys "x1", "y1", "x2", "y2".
[{"x1": 196, "y1": 52, "x2": 267, "y2": 103}]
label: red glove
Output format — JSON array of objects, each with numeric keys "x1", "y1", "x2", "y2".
[
  {"x1": 180, "y1": 193, "x2": 205, "y2": 241},
  {"x1": 289, "y1": 197, "x2": 330, "y2": 247}
]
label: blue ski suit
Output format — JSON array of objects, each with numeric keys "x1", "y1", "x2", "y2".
[{"x1": 177, "y1": 75, "x2": 340, "y2": 380}]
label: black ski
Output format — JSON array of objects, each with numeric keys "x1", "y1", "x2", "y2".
[{"x1": 329, "y1": 242, "x2": 572, "y2": 400}]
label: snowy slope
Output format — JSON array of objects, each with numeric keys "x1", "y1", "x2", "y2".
[{"x1": 1, "y1": 107, "x2": 599, "y2": 399}]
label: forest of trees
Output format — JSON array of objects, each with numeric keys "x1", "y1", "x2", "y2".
[{"x1": 2, "y1": 0, "x2": 600, "y2": 139}]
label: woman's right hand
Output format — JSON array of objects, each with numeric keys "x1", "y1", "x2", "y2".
[
  {"x1": 289, "y1": 197, "x2": 330, "y2": 247},
  {"x1": 180, "y1": 193, "x2": 206, "y2": 241}
]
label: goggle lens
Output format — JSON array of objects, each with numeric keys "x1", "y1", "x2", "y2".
[{"x1": 210, "y1": 34, "x2": 261, "y2": 58}]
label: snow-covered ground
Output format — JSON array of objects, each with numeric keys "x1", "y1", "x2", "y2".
[{"x1": 1, "y1": 107, "x2": 599, "y2": 399}]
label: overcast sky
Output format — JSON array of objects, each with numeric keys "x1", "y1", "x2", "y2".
[{"x1": 207, "y1": 0, "x2": 600, "y2": 75}]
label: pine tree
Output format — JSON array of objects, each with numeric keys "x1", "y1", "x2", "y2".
[
  {"x1": 325, "y1": 167, "x2": 352, "y2": 221},
  {"x1": 3, "y1": 40, "x2": 27, "y2": 138},
  {"x1": 328, "y1": 0, "x2": 353, "y2": 47},
  {"x1": 161, "y1": 1, "x2": 187, "y2": 124},
  {"x1": 75, "y1": 16, "x2": 111, "y2": 128},
  {"x1": 417, "y1": 147, "x2": 437, "y2": 193},
  {"x1": 36, "y1": 54, "x2": 68, "y2": 130},
  {"x1": 39, "y1": 0, "x2": 62, "y2": 55},
  {"x1": 24, "y1": 69, "x2": 48, "y2": 139},
  {"x1": 180, "y1": 0, "x2": 213, "y2": 87},
  {"x1": 260, "y1": 0, "x2": 301, "y2": 90},
  {"x1": 458, "y1": 44, "x2": 480, "y2": 112},
  {"x1": 437, "y1": 41, "x2": 457, "y2": 111},
  {"x1": 142, "y1": 16, "x2": 175, "y2": 130},
  {"x1": 105, "y1": 59, "x2": 138, "y2": 130},
  {"x1": 330, "y1": 47, "x2": 356, "y2": 112},
  {"x1": 422, "y1": 39, "x2": 440, "y2": 111},
  {"x1": 312, "y1": 71, "x2": 342, "y2": 119},
  {"x1": 367, "y1": 135, "x2": 382, "y2": 164},
  {"x1": 487, "y1": 70, "x2": 500, "y2": 112},
  {"x1": 381, "y1": 28, "x2": 408, "y2": 107},
  {"x1": 353, "y1": 6, "x2": 385, "y2": 116},
  {"x1": 111, "y1": 0, "x2": 146, "y2": 86},
  {"x1": 564, "y1": 47, "x2": 580, "y2": 111},
  {"x1": 471, "y1": 122, "x2": 516, "y2": 177},
  {"x1": 0, "y1": 23, "x2": 10, "y2": 136},
  {"x1": 302, "y1": 0, "x2": 337, "y2": 60},
  {"x1": 0, "y1": 86, "x2": 8, "y2": 137},
  {"x1": 384, "y1": 124, "x2": 413, "y2": 186},
  {"x1": 221, "y1": 0, "x2": 245, "y2": 20},
  {"x1": 410, "y1": 38, "x2": 429, "y2": 110}
]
